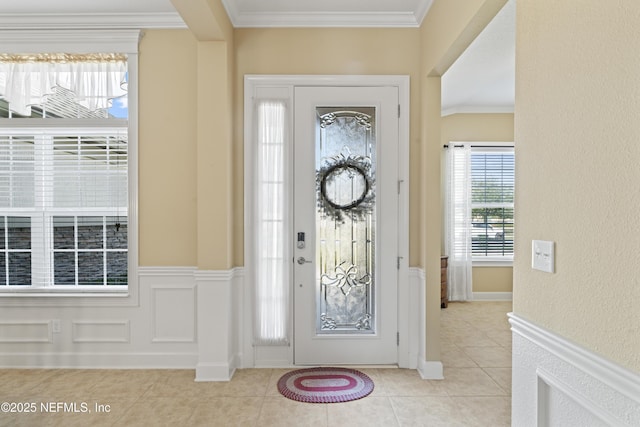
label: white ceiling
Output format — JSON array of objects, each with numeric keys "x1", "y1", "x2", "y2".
[
  {"x1": 441, "y1": 0, "x2": 515, "y2": 116},
  {"x1": 0, "y1": 0, "x2": 514, "y2": 115}
]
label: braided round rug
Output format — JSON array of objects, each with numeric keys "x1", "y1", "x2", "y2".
[{"x1": 277, "y1": 367, "x2": 374, "y2": 403}]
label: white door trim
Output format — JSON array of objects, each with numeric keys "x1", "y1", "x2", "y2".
[{"x1": 243, "y1": 75, "x2": 413, "y2": 368}]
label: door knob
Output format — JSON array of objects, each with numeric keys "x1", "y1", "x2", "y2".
[{"x1": 297, "y1": 257, "x2": 312, "y2": 265}]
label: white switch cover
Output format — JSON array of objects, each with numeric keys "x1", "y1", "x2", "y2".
[{"x1": 532, "y1": 240, "x2": 555, "y2": 273}]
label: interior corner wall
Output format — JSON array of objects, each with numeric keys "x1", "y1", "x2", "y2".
[
  {"x1": 420, "y1": 76, "x2": 444, "y2": 363},
  {"x1": 139, "y1": 29, "x2": 198, "y2": 267},
  {"x1": 196, "y1": 40, "x2": 234, "y2": 271}
]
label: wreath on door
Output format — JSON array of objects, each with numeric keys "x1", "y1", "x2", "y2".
[{"x1": 316, "y1": 153, "x2": 375, "y2": 223}]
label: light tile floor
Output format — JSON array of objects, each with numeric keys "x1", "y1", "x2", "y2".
[{"x1": 0, "y1": 301, "x2": 512, "y2": 426}]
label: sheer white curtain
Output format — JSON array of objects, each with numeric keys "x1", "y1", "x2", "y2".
[
  {"x1": 444, "y1": 144, "x2": 474, "y2": 301},
  {"x1": 0, "y1": 55, "x2": 127, "y2": 116},
  {"x1": 254, "y1": 100, "x2": 290, "y2": 345}
]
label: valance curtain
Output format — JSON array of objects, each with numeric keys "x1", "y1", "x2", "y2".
[
  {"x1": 444, "y1": 144, "x2": 474, "y2": 301},
  {"x1": 0, "y1": 54, "x2": 127, "y2": 116}
]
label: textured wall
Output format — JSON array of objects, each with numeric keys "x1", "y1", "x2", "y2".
[{"x1": 514, "y1": 0, "x2": 640, "y2": 372}]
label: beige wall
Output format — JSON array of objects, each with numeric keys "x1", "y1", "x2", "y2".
[
  {"x1": 441, "y1": 113, "x2": 514, "y2": 293},
  {"x1": 138, "y1": 30, "x2": 198, "y2": 266},
  {"x1": 441, "y1": 113, "x2": 513, "y2": 142},
  {"x1": 473, "y1": 267, "x2": 512, "y2": 293},
  {"x1": 233, "y1": 28, "x2": 423, "y2": 266},
  {"x1": 515, "y1": 0, "x2": 640, "y2": 372}
]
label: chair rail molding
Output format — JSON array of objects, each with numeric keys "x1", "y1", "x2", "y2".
[{"x1": 509, "y1": 313, "x2": 640, "y2": 426}]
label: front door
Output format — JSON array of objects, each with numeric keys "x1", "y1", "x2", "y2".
[{"x1": 293, "y1": 86, "x2": 399, "y2": 365}]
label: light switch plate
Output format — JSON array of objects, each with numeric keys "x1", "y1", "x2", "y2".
[{"x1": 532, "y1": 240, "x2": 555, "y2": 273}]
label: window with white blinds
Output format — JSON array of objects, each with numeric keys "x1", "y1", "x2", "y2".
[
  {"x1": 0, "y1": 55, "x2": 130, "y2": 290},
  {"x1": 470, "y1": 147, "x2": 515, "y2": 259}
]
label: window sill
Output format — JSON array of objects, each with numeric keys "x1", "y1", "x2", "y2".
[
  {"x1": 0, "y1": 286, "x2": 128, "y2": 296},
  {"x1": 0, "y1": 286, "x2": 134, "y2": 307},
  {"x1": 472, "y1": 259, "x2": 513, "y2": 267}
]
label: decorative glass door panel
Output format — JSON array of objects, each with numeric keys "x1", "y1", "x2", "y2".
[
  {"x1": 293, "y1": 86, "x2": 398, "y2": 365},
  {"x1": 316, "y1": 107, "x2": 376, "y2": 334}
]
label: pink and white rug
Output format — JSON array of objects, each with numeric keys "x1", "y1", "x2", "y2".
[{"x1": 277, "y1": 367, "x2": 374, "y2": 403}]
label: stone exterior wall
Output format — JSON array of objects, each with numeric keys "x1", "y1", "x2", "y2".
[{"x1": 0, "y1": 216, "x2": 127, "y2": 286}]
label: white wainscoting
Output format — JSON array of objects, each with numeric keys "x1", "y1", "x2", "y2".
[
  {"x1": 403, "y1": 267, "x2": 422, "y2": 370},
  {"x1": 193, "y1": 268, "x2": 243, "y2": 382},
  {"x1": 411, "y1": 267, "x2": 444, "y2": 380},
  {"x1": 510, "y1": 313, "x2": 640, "y2": 426},
  {"x1": 0, "y1": 267, "x2": 245, "y2": 377}
]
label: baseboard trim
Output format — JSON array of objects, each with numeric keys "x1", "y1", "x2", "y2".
[
  {"x1": 417, "y1": 359, "x2": 444, "y2": 380},
  {"x1": 0, "y1": 352, "x2": 197, "y2": 369},
  {"x1": 473, "y1": 291, "x2": 512, "y2": 301},
  {"x1": 195, "y1": 361, "x2": 236, "y2": 382}
]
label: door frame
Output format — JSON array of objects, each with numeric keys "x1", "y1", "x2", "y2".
[{"x1": 243, "y1": 75, "x2": 415, "y2": 368}]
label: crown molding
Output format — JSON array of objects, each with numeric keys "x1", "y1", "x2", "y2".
[
  {"x1": 222, "y1": 0, "x2": 434, "y2": 28},
  {"x1": 414, "y1": 0, "x2": 434, "y2": 26},
  {"x1": 0, "y1": 12, "x2": 186, "y2": 30},
  {"x1": 229, "y1": 11, "x2": 423, "y2": 28},
  {"x1": 0, "y1": 29, "x2": 143, "y2": 53}
]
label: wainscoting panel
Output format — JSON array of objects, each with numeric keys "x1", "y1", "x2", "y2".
[
  {"x1": 72, "y1": 320, "x2": 130, "y2": 343},
  {"x1": 0, "y1": 321, "x2": 51, "y2": 343},
  {"x1": 510, "y1": 313, "x2": 640, "y2": 427},
  {"x1": 151, "y1": 286, "x2": 196, "y2": 343}
]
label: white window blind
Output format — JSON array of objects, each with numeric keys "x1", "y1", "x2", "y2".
[
  {"x1": 470, "y1": 148, "x2": 515, "y2": 259},
  {"x1": 0, "y1": 130, "x2": 128, "y2": 288},
  {"x1": 254, "y1": 100, "x2": 290, "y2": 345}
]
